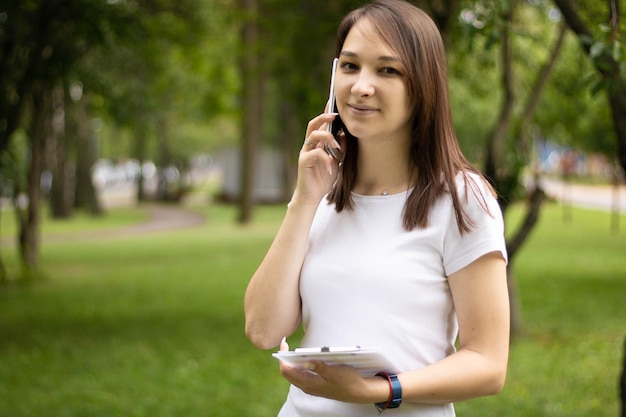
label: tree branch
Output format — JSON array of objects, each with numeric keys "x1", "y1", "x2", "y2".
[
  {"x1": 517, "y1": 22, "x2": 568, "y2": 153},
  {"x1": 506, "y1": 179, "x2": 546, "y2": 260},
  {"x1": 552, "y1": 0, "x2": 593, "y2": 53},
  {"x1": 484, "y1": 2, "x2": 515, "y2": 185}
]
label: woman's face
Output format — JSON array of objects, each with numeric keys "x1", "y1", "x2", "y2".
[{"x1": 335, "y1": 18, "x2": 413, "y2": 145}]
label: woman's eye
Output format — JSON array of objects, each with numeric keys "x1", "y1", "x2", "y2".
[
  {"x1": 381, "y1": 67, "x2": 401, "y2": 75},
  {"x1": 340, "y1": 62, "x2": 358, "y2": 71}
]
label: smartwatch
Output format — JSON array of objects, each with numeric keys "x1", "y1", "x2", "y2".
[{"x1": 375, "y1": 372, "x2": 402, "y2": 412}]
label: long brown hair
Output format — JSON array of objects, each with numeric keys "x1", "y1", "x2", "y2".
[{"x1": 327, "y1": 0, "x2": 494, "y2": 234}]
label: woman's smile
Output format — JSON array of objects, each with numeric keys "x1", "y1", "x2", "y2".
[{"x1": 347, "y1": 103, "x2": 380, "y2": 115}]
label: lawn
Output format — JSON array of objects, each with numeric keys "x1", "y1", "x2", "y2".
[{"x1": 0, "y1": 201, "x2": 624, "y2": 417}]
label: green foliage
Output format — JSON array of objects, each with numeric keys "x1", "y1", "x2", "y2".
[
  {"x1": 4, "y1": 0, "x2": 618, "y2": 173},
  {"x1": 77, "y1": 0, "x2": 237, "y2": 164},
  {"x1": 534, "y1": 32, "x2": 614, "y2": 154},
  {"x1": 0, "y1": 0, "x2": 131, "y2": 151},
  {"x1": 586, "y1": 23, "x2": 626, "y2": 94},
  {"x1": 0, "y1": 0, "x2": 239, "y2": 166},
  {"x1": 450, "y1": 0, "x2": 616, "y2": 159},
  {"x1": 0, "y1": 202, "x2": 623, "y2": 417}
]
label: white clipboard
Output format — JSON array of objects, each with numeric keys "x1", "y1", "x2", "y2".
[{"x1": 272, "y1": 346, "x2": 396, "y2": 376}]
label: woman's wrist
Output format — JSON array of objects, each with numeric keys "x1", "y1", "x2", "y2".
[
  {"x1": 363, "y1": 375, "x2": 394, "y2": 404},
  {"x1": 288, "y1": 186, "x2": 326, "y2": 207}
]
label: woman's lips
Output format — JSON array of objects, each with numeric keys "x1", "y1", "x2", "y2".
[{"x1": 348, "y1": 104, "x2": 379, "y2": 115}]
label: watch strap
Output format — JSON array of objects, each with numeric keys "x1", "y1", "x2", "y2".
[{"x1": 374, "y1": 372, "x2": 402, "y2": 412}]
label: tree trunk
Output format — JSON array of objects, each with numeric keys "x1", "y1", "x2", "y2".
[
  {"x1": 506, "y1": 177, "x2": 547, "y2": 260},
  {"x1": 238, "y1": 0, "x2": 263, "y2": 223},
  {"x1": 156, "y1": 115, "x2": 171, "y2": 168},
  {"x1": 607, "y1": 82, "x2": 626, "y2": 175},
  {"x1": 420, "y1": 0, "x2": 460, "y2": 48},
  {"x1": 19, "y1": 85, "x2": 49, "y2": 271},
  {"x1": 610, "y1": 161, "x2": 623, "y2": 233},
  {"x1": 73, "y1": 91, "x2": 102, "y2": 215},
  {"x1": 134, "y1": 120, "x2": 147, "y2": 202},
  {"x1": 484, "y1": 3, "x2": 515, "y2": 193},
  {"x1": 279, "y1": 101, "x2": 298, "y2": 202},
  {"x1": 48, "y1": 84, "x2": 74, "y2": 219}
]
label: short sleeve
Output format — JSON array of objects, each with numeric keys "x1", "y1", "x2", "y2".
[{"x1": 443, "y1": 174, "x2": 508, "y2": 276}]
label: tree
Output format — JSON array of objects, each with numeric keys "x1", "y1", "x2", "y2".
[
  {"x1": 553, "y1": 0, "x2": 626, "y2": 175},
  {"x1": 0, "y1": 0, "x2": 133, "y2": 155},
  {"x1": 79, "y1": 0, "x2": 221, "y2": 202},
  {"x1": 0, "y1": 0, "x2": 207, "y2": 278},
  {"x1": 0, "y1": 0, "x2": 129, "y2": 276},
  {"x1": 18, "y1": 83, "x2": 49, "y2": 269},
  {"x1": 449, "y1": 0, "x2": 574, "y2": 334},
  {"x1": 47, "y1": 84, "x2": 76, "y2": 219},
  {"x1": 69, "y1": 88, "x2": 101, "y2": 215},
  {"x1": 238, "y1": 0, "x2": 263, "y2": 223}
]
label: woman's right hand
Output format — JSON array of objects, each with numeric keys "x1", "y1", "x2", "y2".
[{"x1": 293, "y1": 112, "x2": 344, "y2": 206}]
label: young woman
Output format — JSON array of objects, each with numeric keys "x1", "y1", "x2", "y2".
[{"x1": 244, "y1": 1, "x2": 510, "y2": 416}]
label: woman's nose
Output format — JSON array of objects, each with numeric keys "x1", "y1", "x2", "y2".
[{"x1": 351, "y1": 71, "x2": 375, "y2": 97}]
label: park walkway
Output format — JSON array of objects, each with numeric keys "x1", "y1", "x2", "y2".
[
  {"x1": 0, "y1": 204, "x2": 206, "y2": 246},
  {"x1": 43, "y1": 204, "x2": 206, "y2": 244},
  {"x1": 539, "y1": 177, "x2": 626, "y2": 213}
]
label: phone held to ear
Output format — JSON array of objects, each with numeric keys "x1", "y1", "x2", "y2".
[{"x1": 325, "y1": 58, "x2": 341, "y2": 160}]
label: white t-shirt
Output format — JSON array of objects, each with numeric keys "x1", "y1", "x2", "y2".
[{"x1": 278, "y1": 173, "x2": 507, "y2": 417}]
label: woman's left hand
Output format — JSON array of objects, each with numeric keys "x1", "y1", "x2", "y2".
[
  {"x1": 278, "y1": 339, "x2": 383, "y2": 403},
  {"x1": 281, "y1": 360, "x2": 375, "y2": 403}
]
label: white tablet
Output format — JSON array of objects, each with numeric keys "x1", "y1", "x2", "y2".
[{"x1": 272, "y1": 346, "x2": 396, "y2": 376}]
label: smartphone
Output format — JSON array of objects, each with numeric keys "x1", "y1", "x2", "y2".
[{"x1": 324, "y1": 58, "x2": 341, "y2": 160}]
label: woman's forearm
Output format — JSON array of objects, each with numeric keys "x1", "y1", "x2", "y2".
[
  {"x1": 244, "y1": 200, "x2": 319, "y2": 349},
  {"x1": 397, "y1": 347, "x2": 508, "y2": 405}
]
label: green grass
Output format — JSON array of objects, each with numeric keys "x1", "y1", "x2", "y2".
[
  {"x1": 456, "y1": 204, "x2": 625, "y2": 417},
  {"x1": 0, "y1": 205, "x2": 148, "y2": 237},
  {"x1": 0, "y1": 202, "x2": 624, "y2": 417}
]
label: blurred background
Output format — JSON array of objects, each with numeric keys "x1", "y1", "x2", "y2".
[
  {"x1": 1, "y1": 0, "x2": 624, "y2": 261},
  {"x1": 0, "y1": 0, "x2": 626, "y2": 416}
]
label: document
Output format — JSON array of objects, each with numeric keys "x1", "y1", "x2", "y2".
[{"x1": 272, "y1": 346, "x2": 396, "y2": 376}]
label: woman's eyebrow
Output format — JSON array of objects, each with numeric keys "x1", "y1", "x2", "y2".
[{"x1": 340, "y1": 50, "x2": 401, "y2": 63}]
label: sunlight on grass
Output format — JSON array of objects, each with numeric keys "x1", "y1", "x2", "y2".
[{"x1": 0, "y1": 201, "x2": 624, "y2": 417}]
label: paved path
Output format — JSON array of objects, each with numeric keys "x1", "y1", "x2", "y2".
[
  {"x1": 1, "y1": 204, "x2": 206, "y2": 246},
  {"x1": 45, "y1": 204, "x2": 206, "y2": 244},
  {"x1": 539, "y1": 177, "x2": 626, "y2": 213}
]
